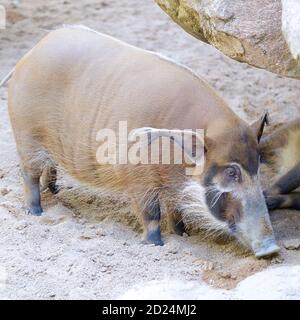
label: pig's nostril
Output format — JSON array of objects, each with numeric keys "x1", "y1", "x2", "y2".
[{"x1": 253, "y1": 237, "x2": 280, "y2": 258}]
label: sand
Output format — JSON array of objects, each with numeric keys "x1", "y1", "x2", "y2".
[{"x1": 0, "y1": 0, "x2": 300, "y2": 300}]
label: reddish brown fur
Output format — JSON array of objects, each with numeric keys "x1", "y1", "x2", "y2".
[
  {"x1": 4, "y1": 26, "x2": 278, "y2": 254},
  {"x1": 260, "y1": 118, "x2": 300, "y2": 211}
]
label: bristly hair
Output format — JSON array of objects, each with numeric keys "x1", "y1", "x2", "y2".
[{"x1": 178, "y1": 180, "x2": 228, "y2": 238}]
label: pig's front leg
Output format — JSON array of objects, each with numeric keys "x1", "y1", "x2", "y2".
[
  {"x1": 265, "y1": 192, "x2": 300, "y2": 210},
  {"x1": 131, "y1": 195, "x2": 164, "y2": 246}
]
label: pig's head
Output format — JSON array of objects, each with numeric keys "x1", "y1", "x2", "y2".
[
  {"x1": 132, "y1": 114, "x2": 280, "y2": 258},
  {"x1": 198, "y1": 113, "x2": 280, "y2": 258}
]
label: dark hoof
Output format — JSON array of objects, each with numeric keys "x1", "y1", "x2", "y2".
[
  {"x1": 174, "y1": 221, "x2": 186, "y2": 236},
  {"x1": 143, "y1": 229, "x2": 164, "y2": 246},
  {"x1": 26, "y1": 206, "x2": 43, "y2": 216}
]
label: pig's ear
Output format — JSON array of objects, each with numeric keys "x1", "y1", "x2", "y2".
[
  {"x1": 130, "y1": 127, "x2": 205, "y2": 165},
  {"x1": 251, "y1": 111, "x2": 269, "y2": 143}
]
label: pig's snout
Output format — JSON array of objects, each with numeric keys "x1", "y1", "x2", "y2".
[
  {"x1": 252, "y1": 236, "x2": 280, "y2": 258},
  {"x1": 234, "y1": 185, "x2": 280, "y2": 258}
]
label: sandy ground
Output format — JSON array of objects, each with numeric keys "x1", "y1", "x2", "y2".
[{"x1": 0, "y1": 0, "x2": 300, "y2": 300}]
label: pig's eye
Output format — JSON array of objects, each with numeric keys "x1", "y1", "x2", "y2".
[{"x1": 224, "y1": 165, "x2": 241, "y2": 182}]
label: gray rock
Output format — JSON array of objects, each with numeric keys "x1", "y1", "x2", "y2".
[
  {"x1": 0, "y1": 188, "x2": 10, "y2": 196},
  {"x1": 282, "y1": 0, "x2": 300, "y2": 64},
  {"x1": 155, "y1": 0, "x2": 300, "y2": 78},
  {"x1": 283, "y1": 239, "x2": 300, "y2": 250}
]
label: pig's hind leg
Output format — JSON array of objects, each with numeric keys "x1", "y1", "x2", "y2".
[
  {"x1": 22, "y1": 168, "x2": 43, "y2": 216},
  {"x1": 17, "y1": 141, "x2": 48, "y2": 216}
]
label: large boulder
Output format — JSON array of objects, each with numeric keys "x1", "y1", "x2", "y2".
[
  {"x1": 155, "y1": 0, "x2": 300, "y2": 78},
  {"x1": 282, "y1": 0, "x2": 300, "y2": 65}
]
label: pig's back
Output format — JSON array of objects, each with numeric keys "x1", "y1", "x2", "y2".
[{"x1": 8, "y1": 26, "x2": 234, "y2": 189}]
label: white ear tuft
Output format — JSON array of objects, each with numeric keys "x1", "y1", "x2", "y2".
[{"x1": 129, "y1": 127, "x2": 205, "y2": 166}]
